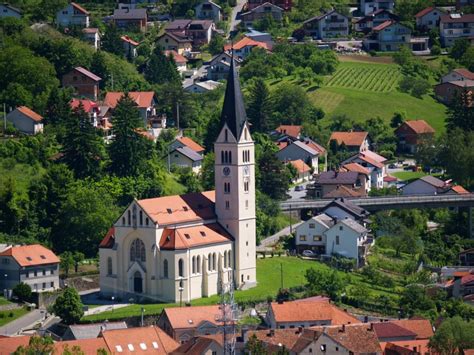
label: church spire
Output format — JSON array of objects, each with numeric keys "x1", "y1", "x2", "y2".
[{"x1": 220, "y1": 55, "x2": 247, "y2": 140}]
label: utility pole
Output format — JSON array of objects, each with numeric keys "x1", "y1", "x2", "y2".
[
  {"x1": 176, "y1": 101, "x2": 180, "y2": 131},
  {"x1": 289, "y1": 204, "x2": 293, "y2": 235},
  {"x1": 3, "y1": 103, "x2": 6, "y2": 133},
  {"x1": 280, "y1": 263, "x2": 283, "y2": 290},
  {"x1": 141, "y1": 307, "x2": 145, "y2": 327}
]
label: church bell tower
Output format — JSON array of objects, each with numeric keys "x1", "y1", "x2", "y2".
[{"x1": 214, "y1": 58, "x2": 256, "y2": 289}]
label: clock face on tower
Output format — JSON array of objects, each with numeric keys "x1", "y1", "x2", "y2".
[
  {"x1": 223, "y1": 167, "x2": 231, "y2": 176},
  {"x1": 243, "y1": 166, "x2": 250, "y2": 176}
]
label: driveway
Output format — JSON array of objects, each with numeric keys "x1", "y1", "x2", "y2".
[
  {"x1": 229, "y1": 0, "x2": 246, "y2": 35},
  {"x1": 287, "y1": 181, "x2": 310, "y2": 201},
  {"x1": 0, "y1": 309, "x2": 47, "y2": 336}
]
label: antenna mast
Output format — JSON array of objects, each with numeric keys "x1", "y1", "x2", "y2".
[{"x1": 217, "y1": 269, "x2": 238, "y2": 355}]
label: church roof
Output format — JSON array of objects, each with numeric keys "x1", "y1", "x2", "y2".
[
  {"x1": 220, "y1": 57, "x2": 247, "y2": 140},
  {"x1": 160, "y1": 223, "x2": 233, "y2": 250},
  {"x1": 137, "y1": 191, "x2": 216, "y2": 226}
]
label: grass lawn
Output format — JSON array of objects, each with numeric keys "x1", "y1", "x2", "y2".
[
  {"x1": 0, "y1": 307, "x2": 29, "y2": 327},
  {"x1": 0, "y1": 297, "x2": 11, "y2": 306},
  {"x1": 392, "y1": 171, "x2": 428, "y2": 181}
]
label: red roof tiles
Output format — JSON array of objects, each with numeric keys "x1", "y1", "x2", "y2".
[
  {"x1": 415, "y1": 6, "x2": 436, "y2": 18},
  {"x1": 373, "y1": 20, "x2": 394, "y2": 31},
  {"x1": 73, "y1": 67, "x2": 101, "y2": 82},
  {"x1": 165, "y1": 50, "x2": 188, "y2": 64},
  {"x1": 342, "y1": 162, "x2": 370, "y2": 175},
  {"x1": 121, "y1": 35, "x2": 139, "y2": 46},
  {"x1": 0, "y1": 244, "x2": 59, "y2": 267},
  {"x1": 288, "y1": 159, "x2": 311, "y2": 174},
  {"x1": 162, "y1": 305, "x2": 223, "y2": 330},
  {"x1": 224, "y1": 37, "x2": 269, "y2": 51},
  {"x1": 159, "y1": 223, "x2": 233, "y2": 250},
  {"x1": 373, "y1": 322, "x2": 417, "y2": 339},
  {"x1": 16, "y1": 106, "x2": 43, "y2": 122},
  {"x1": 329, "y1": 131, "x2": 368, "y2": 147},
  {"x1": 401, "y1": 120, "x2": 435, "y2": 134},
  {"x1": 70, "y1": 98, "x2": 98, "y2": 113},
  {"x1": 104, "y1": 92, "x2": 155, "y2": 109},
  {"x1": 71, "y1": 2, "x2": 89, "y2": 15},
  {"x1": 390, "y1": 319, "x2": 434, "y2": 339},
  {"x1": 177, "y1": 136, "x2": 204, "y2": 153},
  {"x1": 276, "y1": 125, "x2": 302, "y2": 139},
  {"x1": 453, "y1": 68, "x2": 474, "y2": 80}
]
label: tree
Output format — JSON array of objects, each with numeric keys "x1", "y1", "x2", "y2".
[
  {"x1": 91, "y1": 51, "x2": 109, "y2": 89},
  {"x1": 329, "y1": 114, "x2": 354, "y2": 131},
  {"x1": 257, "y1": 147, "x2": 290, "y2": 200},
  {"x1": 101, "y1": 24, "x2": 123, "y2": 56},
  {"x1": 60, "y1": 252, "x2": 74, "y2": 278},
  {"x1": 446, "y1": 89, "x2": 474, "y2": 132},
  {"x1": 72, "y1": 252, "x2": 85, "y2": 274},
  {"x1": 108, "y1": 94, "x2": 152, "y2": 177},
  {"x1": 305, "y1": 267, "x2": 345, "y2": 301},
  {"x1": 415, "y1": 135, "x2": 440, "y2": 168},
  {"x1": 13, "y1": 336, "x2": 54, "y2": 355},
  {"x1": 399, "y1": 285, "x2": 435, "y2": 317},
  {"x1": 52, "y1": 287, "x2": 84, "y2": 325},
  {"x1": 145, "y1": 46, "x2": 180, "y2": 85},
  {"x1": 429, "y1": 317, "x2": 474, "y2": 354},
  {"x1": 461, "y1": 46, "x2": 474, "y2": 72},
  {"x1": 12, "y1": 283, "x2": 32, "y2": 302},
  {"x1": 61, "y1": 344, "x2": 85, "y2": 355},
  {"x1": 247, "y1": 78, "x2": 272, "y2": 132},
  {"x1": 60, "y1": 105, "x2": 106, "y2": 179},
  {"x1": 450, "y1": 38, "x2": 470, "y2": 61},
  {"x1": 177, "y1": 168, "x2": 202, "y2": 193},
  {"x1": 208, "y1": 34, "x2": 224, "y2": 55},
  {"x1": 390, "y1": 112, "x2": 405, "y2": 128},
  {"x1": 44, "y1": 87, "x2": 72, "y2": 126},
  {"x1": 245, "y1": 334, "x2": 268, "y2": 355},
  {"x1": 200, "y1": 152, "x2": 215, "y2": 191},
  {"x1": 362, "y1": 116, "x2": 390, "y2": 146}
]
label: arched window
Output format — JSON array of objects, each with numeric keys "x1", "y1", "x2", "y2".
[
  {"x1": 139, "y1": 211, "x2": 143, "y2": 225},
  {"x1": 224, "y1": 151, "x2": 228, "y2": 163},
  {"x1": 221, "y1": 151, "x2": 225, "y2": 163},
  {"x1": 208, "y1": 253, "x2": 212, "y2": 271},
  {"x1": 145, "y1": 217, "x2": 149, "y2": 226},
  {"x1": 163, "y1": 259, "x2": 168, "y2": 278},
  {"x1": 212, "y1": 253, "x2": 216, "y2": 271},
  {"x1": 225, "y1": 129, "x2": 228, "y2": 142},
  {"x1": 224, "y1": 251, "x2": 227, "y2": 268},
  {"x1": 107, "y1": 257, "x2": 113, "y2": 275},
  {"x1": 122, "y1": 217, "x2": 126, "y2": 225},
  {"x1": 178, "y1": 259, "x2": 184, "y2": 277},
  {"x1": 130, "y1": 239, "x2": 146, "y2": 262},
  {"x1": 228, "y1": 251, "x2": 231, "y2": 268},
  {"x1": 197, "y1": 255, "x2": 201, "y2": 273},
  {"x1": 192, "y1": 256, "x2": 196, "y2": 274},
  {"x1": 229, "y1": 151, "x2": 232, "y2": 164},
  {"x1": 127, "y1": 210, "x2": 131, "y2": 225}
]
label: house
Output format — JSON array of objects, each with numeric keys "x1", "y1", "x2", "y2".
[
  {"x1": 207, "y1": 51, "x2": 238, "y2": 81},
  {"x1": 62, "y1": 322, "x2": 128, "y2": 340},
  {"x1": 167, "y1": 146, "x2": 204, "y2": 173},
  {"x1": 401, "y1": 175, "x2": 451, "y2": 195},
  {"x1": 320, "y1": 198, "x2": 370, "y2": 224},
  {"x1": 165, "y1": 50, "x2": 188, "y2": 73},
  {"x1": 0, "y1": 3, "x2": 21, "y2": 18},
  {"x1": 224, "y1": 37, "x2": 270, "y2": 60},
  {"x1": 240, "y1": 2, "x2": 284, "y2": 28},
  {"x1": 82, "y1": 28, "x2": 100, "y2": 50},
  {"x1": 170, "y1": 136, "x2": 205, "y2": 155},
  {"x1": 434, "y1": 80, "x2": 474, "y2": 104},
  {"x1": 364, "y1": 20, "x2": 429, "y2": 52},
  {"x1": 104, "y1": 91, "x2": 157, "y2": 125},
  {"x1": 381, "y1": 340, "x2": 432, "y2": 354},
  {"x1": 265, "y1": 298, "x2": 360, "y2": 329},
  {"x1": 288, "y1": 159, "x2": 311, "y2": 183},
  {"x1": 441, "y1": 68, "x2": 474, "y2": 83},
  {"x1": 459, "y1": 248, "x2": 474, "y2": 266},
  {"x1": 415, "y1": 7, "x2": 445, "y2": 31},
  {"x1": 449, "y1": 271, "x2": 474, "y2": 298},
  {"x1": 394, "y1": 120, "x2": 435, "y2": 154},
  {"x1": 56, "y1": 2, "x2": 89, "y2": 28},
  {"x1": 121, "y1": 35, "x2": 139, "y2": 58},
  {"x1": 342, "y1": 163, "x2": 372, "y2": 187},
  {"x1": 302, "y1": 10, "x2": 350, "y2": 39},
  {"x1": 0, "y1": 244, "x2": 60, "y2": 294},
  {"x1": 184, "y1": 80, "x2": 222, "y2": 93},
  {"x1": 6, "y1": 106, "x2": 43, "y2": 135},
  {"x1": 342, "y1": 150, "x2": 387, "y2": 189},
  {"x1": 276, "y1": 140, "x2": 320, "y2": 171},
  {"x1": 195, "y1": 0, "x2": 222, "y2": 23},
  {"x1": 390, "y1": 318, "x2": 434, "y2": 340},
  {"x1": 165, "y1": 19, "x2": 192, "y2": 37},
  {"x1": 245, "y1": 29, "x2": 273, "y2": 43},
  {"x1": 360, "y1": 0, "x2": 395, "y2": 16},
  {"x1": 171, "y1": 336, "x2": 224, "y2": 354},
  {"x1": 311, "y1": 170, "x2": 369, "y2": 198},
  {"x1": 373, "y1": 322, "x2": 418, "y2": 342},
  {"x1": 186, "y1": 20, "x2": 215, "y2": 47},
  {"x1": 112, "y1": 8, "x2": 147, "y2": 32},
  {"x1": 62, "y1": 66, "x2": 101, "y2": 101},
  {"x1": 247, "y1": 0, "x2": 292, "y2": 12},
  {"x1": 70, "y1": 98, "x2": 100, "y2": 127},
  {"x1": 354, "y1": 9, "x2": 398, "y2": 33},
  {"x1": 440, "y1": 13, "x2": 474, "y2": 47},
  {"x1": 157, "y1": 305, "x2": 226, "y2": 342},
  {"x1": 329, "y1": 131, "x2": 370, "y2": 152},
  {"x1": 295, "y1": 213, "x2": 335, "y2": 254},
  {"x1": 157, "y1": 32, "x2": 193, "y2": 55},
  {"x1": 275, "y1": 124, "x2": 302, "y2": 140}
]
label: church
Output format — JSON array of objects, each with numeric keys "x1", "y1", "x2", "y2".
[{"x1": 99, "y1": 59, "x2": 257, "y2": 303}]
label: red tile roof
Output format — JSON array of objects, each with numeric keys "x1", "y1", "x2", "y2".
[
  {"x1": 302, "y1": 139, "x2": 326, "y2": 155},
  {"x1": 373, "y1": 322, "x2": 417, "y2": 339},
  {"x1": 415, "y1": 6, "x2": 436, "y2": 18},
  {"x1": 380, "y1": 339, "x2": 431, "y2": 354},
  {"x1": 159, "y1": 223, "x2": 233, "y2": 250},
  {"x1": 391, "y1": 319, "x2": 434, "y2": 339},
  {"x1": 276, "y1": 125, "x2": 302, "y2": 139},
  {"x1": 70, "y1": 98, "x2": 98, "y2": 113},
  {"x1": 323, "y1": 185, "x2": 363, "y2": 198},
  {"x1": 99, "y1": 227, "x2": 115, "y2": 248},
  {"x1": 165, "y1": 50, "x2": 188, "y2": 64},
  {"x1": 71, "y1": 2, "x2": 89, "y2": 15},
  {"x1": 358, "y1": 152, "x2": 384, "y2": 169},
  {"x1": 104, "y1": 92, "x2": 155, "y2": 109},
  {"x1": 121, "y1": 35, "x2": 139, "y2": 46},
  {"x1": 440, "y1": 13, "x2": 474, "y2": 24},
  {"x1": 0, "y1": 244, "x2": 59, "y2": 267},
  {"x1": 288, "y1": 159, "x2": 311, "y2": 174},
  {"x1": 450, "y1": 185, "x2": 470, "y2": 194},
  {"x1": 162, "y1": 305, "x2": 223, "y2": 330},
  {"x1": 342, "y1": 162, "x2": 370, "y2": 175},
  {"x1": 402, "y1": 120, "x2": 435, "y2": 134},
  {"x1": 73, "y1": 67, "x2": 101, "y2": 82},
  {"x1": 453, "y1": 68, "x2": 474, "y2": 80},
  {"x1": 224, "y1": 37, "x2": 269, "y2": 51},
  {"x1": 0, "y1": 336, "x2": 31, "y2": 354},
  {"x1": 329, "y1": 131, "x2": 368, "y2": 147},
  {"x1": 16, "y1": 106, "x2": 43, "y2": 122},
  {"x1": 177, "y1": 136, "x2": 204, "y2": 153},
  {"x1": 249, "y1": 328, "x2": 321, "y2": 353},
  {"x1": 54, "y1": 338, "x2": 108, "y2": 354},
  {"x1": 361, "y1": 149, "x2": 387, "y2": 163},
  {"x1": 373, "y1": 20, "x2": 394, "y2": 31},
  {"x1": 319, "y1": 324, "x2": 382, "y2": 354}
]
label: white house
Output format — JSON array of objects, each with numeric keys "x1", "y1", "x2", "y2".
[
  {"x1": 441, "y1": 68, "x2": 474, "y2": 83},
  {"x1": 99, "y1": 59, "x2": 257, "y2": 303},
  {"x1": 207, "y1": 51, "x2": 241, "y2": 81},
  {"x1": 0, "y1": 3, "x2": 21, "y2": 18},
  {"x1": 225, "y1": 37, "x2": 269, "y2": 60},
  {"x1": 82, "y1": 28, "x2": 100, "y2": 50},
  {"x1": 415, "y1": 6, "x2": 445, "y2": 30},
  {"x1": 401, "y1": 175, "x2": 450, "y2": 195},
  {"x1": 165, "y1": 50, "x2": 187, "y2": 73},
  {"x1": 288, "y1": 159, "x2": 311, "y2": 183},
  {"x1": 321, "y1": 198, "x2": 370, "y2": 225},
  {"x1": 168, "y1": 146, "x2": 203, "y2": 173},
  {"x1": 360, "y1": 0, "x2": 395, "y2": 16},
  {"x1": 276, "y1": 140, "x2": 320, "y2": 172},
  {"x1": 302, "y1": 10, "x2": 350, "y2": 39},
  {"x1": 440, "y1": 13, "x2": 474, "y2": 47},
  {"x1": 6, "y1": 106, "x2": 44, "y2": 135},
  {"x1": 364, "y1": 20, "x2": 428, "y2": 52},
  {"x1": 121, "y1": 35, "x2": 139, "y2": 58},
  {"x1": 295, "y1": 213, "x2": 335, "y2": 254},
  {"x1": 170, "y1": 136, "x2": 205, "y2": 155},
  {"x1": 240, "y1": 2, "x2": 284, "y2": 28},
  {"x1": 184, "y1": 80, "x2": 222, "y2": 93},
  {"x1": 342, "y1": 151, "x2": 387, "y2": 189},
  {"x1": 56, "y1": 2, "x2": 90, "y2": 28},
  {"x1": 195, "y1": 0, "x2": 222, "y2": 23}
]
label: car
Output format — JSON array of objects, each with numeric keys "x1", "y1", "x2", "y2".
[
  {"x1": 388, "y1": 164, "x2": 396, "y2": 169},
  {"x1": 295, "y1": 185, "x2": 305, "y2": 191},
  {"x1": 431, "y1": 168, "x2": 443, "y2": 174},
  {"x1": 302, "y1": 250, "x2": 315, "y2": 257}
]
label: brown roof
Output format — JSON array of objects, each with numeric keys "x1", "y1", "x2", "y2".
[
  {"x1": 249, "y1": 328, "x2": 321, "y2": 353},
  {"x1": 400, "y1": 120, "x2": 435, "y2": 134},
  {"x1": 342, "y1": 162, "x2": 370, "y2": 175},
  {"x1": 16, "y1": 106, "x2": 43, "y2": 122},
  {"x1": 323, "y1": 185, "x2": 363, "y2": 198},
  {"x1": 165, "y1": 50, "x2": 188, "y2": 64},
  {"x1": 0, "y1": 244, "x2": 60, "y2": 267},
  {"x1": 0, "y1": 336, "x2": 31, "y2": 354},
  {"x1": 319, "y1": 324, "x2": 382, "y2": 354},
  {"x1": 440, "y1": 13, "x2": 474, "y2": 23},
  {"x1": 453, "y1": 68, "x2": 474, "y2": 80},
  {"x1": 329, "y1": 131, "x2": 368, "y2": 147},
  {"x1": 373, "y1": 20, "x2": 394, "y2": 31},
  {"x1": 73, "y1": 67, "x2": 101, "y2": 82},
  {"x1": 269, "y1": 300, "x2": 359, "y2": 325},
  {"x1": 289, "y1": 159, "x2": 311, "y2": 174},
  {"x1": 137, "y1": 191, "x2": 215, "y2": 225},
  {"x1": 415, "y1": 6, "x2": 439, "y2": 18},
  {"x1": 449, "y1": 185, "x2": 470, "y2": 194},
  {"x1": 357, "y1": 152, "x2": 384, "y2": 169},
  {"x1": 159, "y1": 223, "x2": 233, "y2": 250},
  {"x1": 71, "y1": 2, "x2": 89, "y2": 15},
  {"x1": 224, "y1": 37, "x2": 269, "y2": 51},
  {"x1": 361, "y1": 149, "x2": 387, "y2": 163},
  {"x1": 301, "y1": 138, "x2": 327, "y2": 155},
  {"x1": 99, "y1": 227, "x2": 115, "y2": 248},
  {"x1": 391, "y1": 319, "x2": 434, "y2": 339},
  {"x1": 162, "y1": 305, "x2": 223, "y2": 330},
  {"x1": 373, "y1": 322, "x2": 417, "y2": 339},
  {"x1": 177, "y1": 136, "x2": 204, "y2": 153},
  {"x1": 54, "y1": 338, "x2": 108, "y2": 354},
  {"x1": 276, "y1": 125, "x2": 302, "y2": 139},
  {"x1": 171, "y1": 336, "x2": 223, "y2": 354},
  {"x1": 104, "y1": 92, "x2": 155, "y2": 109},
  {"x1": 380, "y1": 339, "x2": 431, "y2": 354},
  {"x1": 121, "y1": 35, "x2": 139, "y2": 46}
]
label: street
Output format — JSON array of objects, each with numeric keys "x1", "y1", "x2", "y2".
[
  {"x1": 286, "y1": 181, "x2": 310, "y2": 201},
  {"x1": 0, "y1": 309, "x2": 46, "y2": 336},
  {"x1": 229, "y1": 0, "x2": 246, "y2": 35}
]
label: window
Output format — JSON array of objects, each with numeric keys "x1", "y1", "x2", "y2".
[
  {"x1": 224, "y1": 251, "x2": 227, "y2": 268},
  {"x1": 300, "y1": 235, "x2": 307, "y2": 241},
  {"x1": 244, "y1": 181, "x2": 249, "y2": 192},
  {"x1": 229, "y1": 151, "x2": 232, "y2": 164},
  {"x1": 212, "y1": 253, "x2": 216, "y2": 270},
  {"x1": 1, "y1": 259, "x2": 8, "y2": 265},
  {"x1": 192, "y1": 256, "x2": 196, "y2": 274},
  {"x1": 224, "y1": 182, "x2": 230, "y2": 194},
  {"x1": 245, "y1": 200, "x2": 249, "y2": 209},
  {"x1": 225, "y1": 151, "x2": 228, "y2": 163},
  {"x1": 34, "y1": 271, "x2": 37, "y2": 277},
  {"x1": 50, "y1": 282, "x2": 54, "y2": 288},
  {"x1": 208, "y1": 253, "x2": 212, "y2": 271},
  {"x1": 309, "y1": 223, "x2": 315, "y2": 229},
  {"x1": 225, "y1": 201, "x2": 230, "y2": 210},
  {"x1": 145, "y1": 217, "x2": 149, "y2": 226},
  {"x1": 197, "y1": 256, "x2": 201, "y2": 273},
  {"x1": 339, "y1": 226, "x2": 343, "y2": 231},
  {"x1": 139, "y1": 211, "x2": 143, "y2": 225},
  {"x1": 163, "y1": 259, "x2": 168, "y2": 278},
  {"x1": 127, "y1": 210, "x2": 131, "y2": 225},
  {"x1": 225, "y1": 129, "x2": 228, "y2": 141},
  {"x1": 122, "y1": 217, "x2": 125, "y2": 225},
  {"x1": 107, "y1": 257, "x2": 113, "y2": 275},
  {"x1": 42, "y1": 283, "x2": 46, "y2": 289},
  {"x1": 221, "y1": 151, "x2": 225, "y2": 163},
  {"x1": 313, "y1": 235, "x2": 322, "y2": 241},
  {"x1": 178, "y1": 259, "x2": 184, "y2": 277},
  {"x1": 43, "y1": 270, "x2": 46, "y2": 276},
  {"x1": 130, "y1": 239, "x2": 146, "y2": 262},
  {"x1": 336, "y1": 235, "x2": 340, "y2": 245},
  {"x1": 227, "y1": 251, "x2": 231, "y2": 268}
]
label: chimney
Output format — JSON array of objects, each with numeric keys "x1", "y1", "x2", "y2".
[
  {"x1": 297, "y1": 326, "x2": 303, "y2": 334},
  {"x1": 341, "y1": 324, "x2": 345, "y2": 332},
  {"x1": 269, "y1": 329, "x2": 275, "y2": 337},
  {"x1": 364, "y1": 316, "x2": 368, "y2": 323},
  {"x1": 369, "y1": 323, "x2": 373, "y2": 331},
  {"x1": 277, "y1": 299, "x2": 284, "y2": 305}
]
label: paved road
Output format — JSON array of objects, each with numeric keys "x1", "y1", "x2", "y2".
[
  {"x1": 287, "y1": 181, "x2": 310, "y2": 201},
  {"x1": 259, "y1": 221, "x2": 303, "y2": 248},
  {"x1": 229, "y1": 0, "x2": 246, "y2": 35},
  {"x1": 0, "y1": 309, "x2": 46, "y2": 336}
]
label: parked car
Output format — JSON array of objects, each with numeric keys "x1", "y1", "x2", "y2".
[
  {"x1": 302, "y1": 250, "x2": 315, "y2": 257},
  {"x1": 388, "y1": 163, "x2": 396, "y2": 169},
  {"x1": 295, "y1": 185, "x2": 305, "y2": 191}
]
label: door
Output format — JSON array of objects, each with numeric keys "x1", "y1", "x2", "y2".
[{"x1": 134, "y1": 271, "x2": 143, "y2": 293}]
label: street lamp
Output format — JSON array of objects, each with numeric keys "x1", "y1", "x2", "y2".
[
  {"x1": 178, "y1": 278, "x2": 184, "y2": 307},
  {"x1": 111, "y1": 296, "x2": 115, "y2": 314}
]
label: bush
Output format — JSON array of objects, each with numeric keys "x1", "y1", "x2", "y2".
[
  {"x1": 369, "y1": 50, "x2": 377, "y2": 57},
  {"x1": 13, "y1": 283, "x2": 32, "y2": 302},
  {"x1": 430, "y1": 45, "x2": 441, "y2": 56}
]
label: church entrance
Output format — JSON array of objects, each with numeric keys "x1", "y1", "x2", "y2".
[{"x1": 133, "y1": 271, "x2": 143, "y2": 293}]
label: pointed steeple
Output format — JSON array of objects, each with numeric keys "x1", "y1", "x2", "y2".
[{"x1": 220, "y1": 55, "x2": 247, "y2": 140}]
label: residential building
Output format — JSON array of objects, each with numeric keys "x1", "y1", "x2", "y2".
[
  {"x1": 311, "y1": 170, "x2": 369, "y2": 198},
  {"x1": 240, "y1": 2, "x2": 284, "y2": 28},
  {"x1": 342, "y1": 150, "x2": 387, "y2": 189},
  {"x1": 342, "y1": 162, "x2": 372, "y2": 187},
  {"x1": 56, "y1": 2, "x2": 89, "y2": 28},
  {"x1": 62, "y1": 66, "x2": 101, "y2": 100},
  {"x1": 157, "y1": 305, "x2": 227, "y2": 342},
  {"x1": 0, "y1": 244, "x2": 60, "y2": 294},
  {"x1": 394, "y1": 120, "x2": 435, "y2": 154},
  {"x1": 295, "y1": 213, "x2": 335, "y2": 254},
  {"x1": 170, "y1": 136, "x2": 205, "y2": 155},
  {"x1": 171, "y1": 336, "x2": 224, "y2": 354},
  {"x1": 355, "y1": 9, "x2": 398, "y2": 33},
  {"x1": 121, "y1": 35, "x2": 139, "y2": 58},
  {"x1": 302, "y1": 10, "x2": 350, "y2": 39},
  {"x1": 186, "y1": 20, "x2": 215, "y2": 47},
  {"x1": 70, "y1": 98, "x2": 100, "y2": 127},
  {"x1": 440, "y1": 13, "x2": 474, "y2": 47},
  {"x1": 449, "y1": 271, "x2": 474, "y2": 298},
  {"x1": 381, "y1": 340, "x2": 432, "y2": 354},
  {"x1": 247, "y1": 0, "x2": 292, "y2": 11},
  {"x1": 82, "y1": 28, "x2": 100, "y2": 50},
  {"x1": 245, "y1": 29, "x2": 273, "y2": 43},
  {"x1": 401, "y1": 175, "x2": 451, "y2": 195},
  {"x1": 224, "y1": 37, "x2": 270, "y2": 60},
  {"x1": 157, "y1": 32, "x2": 193, "y2": 55},
  {"x1": 165, "y1": 50, "x2": 187, "y2": 72},
  {"x1": 276, "y1": 140, "x2": 320, "y2": 171},
  {"x1": 415, "y1": 7, "x2": 445, "y2": 31},
  {"x1": 275, "y1": 124, "x2": 302, "y2": 140},
  {"x1": 373, "y1": 322, "x2": 418, "y2": 342},
  {"x1": 434, "y1": 79, "x2": 474, "y2": 104},
  {"x1": 207, "y1": 52, "x2": 239, "y2": 81},
  {"x1": 441, "y1": 68, "x2": 474, "y2": 83},
  {"x1": 165, "y1": 19, "x2": 192, "y2": 37},
  {"x1": 360, "y1": 0, "x2": 395, "y2": 16},
  {"x1": 6, "y1": 106, "x2": 43, "y2": 135},
  {"x1": 320, "y1": 198, "x2": 370, "y2": 224},
  {"x1": 0, "y1": 3, "x2": 21, "y2": 18},
  {"x1": 195, "y1": 0, "x2": 222, "y2": 22},
  {"x1": 459, "y1": 248, "x2": 474, "y2": 266},
  {"x1": 288, "y1": 159, "x2": 311, "y2": 183},
  {"x1": 168, "y1": 146, "x2": 204, "y2": 173},
  {"x1": 112, "y1": 8, "x2": 148, "y2": 32},
  {"x1": 184, "y1": 80, "x2": 222, "y2": 93},
  {"x1": 323, "y1": 184, "x2": 366, "y2": 198},
  {"x1": 99, "y1": 59, "x2": 257, "y2": 302},
  {"x1": 329, "y1": 131, "x2": 370, "y2": 152},
  {"x1": 104, "y1": 91, "x2": 157, "y2": 125},
  {"x1": 62, "y1": 322, "x2": 127, "y2": 340},
  {"x1": 390, "y1": 319, "x2": 434, "y2": 340},
  {"x1": 265, "y1": 298, "x2": 360, "y2": 329}
]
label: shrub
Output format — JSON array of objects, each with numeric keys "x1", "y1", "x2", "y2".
[
  {"x1": 13, "y1": 283, "x2": 32, "y2": 302},
  {"x1": 430, "y1": 45, "x2": 441, "y2": 56}
]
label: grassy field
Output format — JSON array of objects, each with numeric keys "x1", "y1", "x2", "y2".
[
  {"x1": 392, "y1": 171, "x2": 428, "y2": 181},
  {"x1": 0, "y1": 297, "x2": 11, "y2": 306},
  {"x1": 0, "y1": 307, "x2": 29, "y2": 327}
]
